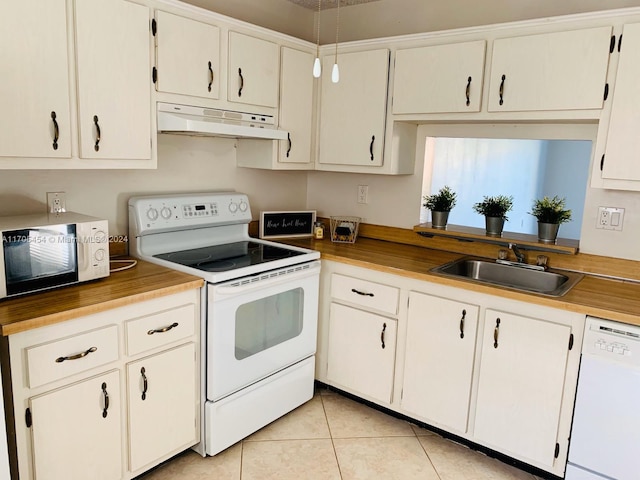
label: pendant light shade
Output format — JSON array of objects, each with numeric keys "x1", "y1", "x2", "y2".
[
  {"x1": 331, "y1": 63, "x2": 340, "y2": 83},
  {"x1": 313, "y1": 0, "x2": 322, "y2": 78}
]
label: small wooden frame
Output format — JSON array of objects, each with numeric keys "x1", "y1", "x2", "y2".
[{"x1": 259, "y1": 211, "x2": 316, "y2": 239}]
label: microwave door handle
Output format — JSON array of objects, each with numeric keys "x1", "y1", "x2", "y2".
[{"x1": 78, "y1": 239, "x2": 90, "y2": 271}]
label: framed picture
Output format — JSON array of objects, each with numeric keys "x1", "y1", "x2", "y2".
[{"x1": 259, "y1": 210, "x2": 316, "y2": 239}]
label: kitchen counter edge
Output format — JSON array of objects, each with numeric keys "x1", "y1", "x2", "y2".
[
  {"x1": 0, "y1": 259, "x2": 204, "y2": 336},
  {"x1": 285, "y1": 237, "x2": 640, "y2": 327}
]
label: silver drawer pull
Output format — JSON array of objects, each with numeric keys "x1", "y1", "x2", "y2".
[
  {"x1": 147, "y1": 322, "x2": 179, "y2": 335},
  {"x1": 55, "y1": 346, "x2": 97, "y2": 363}
]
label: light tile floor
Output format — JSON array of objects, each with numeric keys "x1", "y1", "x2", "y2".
[{"x1": 140, "y1": 389, "x2": 543, "y2": 480}]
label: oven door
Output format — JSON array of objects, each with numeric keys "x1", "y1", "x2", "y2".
[{"x1": 207, "y1": 261, "x2": 320, "y2": 401}]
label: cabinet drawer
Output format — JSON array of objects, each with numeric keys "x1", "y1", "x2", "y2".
[
  {"x1": 26, "y1": 325, "x2": 119, "y2": 389},
  {"x1": 125, "y1": 303, "x2": 196, "y2": 356},
  {"x1": 330, "y1": 274, "x2": 399, "y2": 315}
]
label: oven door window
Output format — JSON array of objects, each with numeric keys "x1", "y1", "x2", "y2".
[
  {"x1": 234, "y1": 288, "x2": 304, "y2": 360},
  {"x1": 3, "y1": 225, "x2": 78, "y2": 296}
]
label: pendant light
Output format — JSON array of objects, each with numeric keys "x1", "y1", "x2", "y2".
[
  {"x1": 331, "y1": 0, "x2": 340, "y2": 83},
  {"x1": 312, "y1": 0, "x2": 322, "y2": 78}
]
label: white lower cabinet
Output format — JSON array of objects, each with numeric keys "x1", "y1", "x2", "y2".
[
  {"x1": 401, "y1": 292, "x2": 479, "y2": 433},
  {"x1": 127, "y1": 343, "x2": 197, "y2": 472},
  {"x1": 474, "y1": 309, "x2": 572, "y2": 468},
  {"x1": 3, "y1": 289, "x2": 200, "y2": 480},
  {"x1": 30, "y1": 370, "x2": 122, "y2": 480},
  {"x1": 318, "y1": 260, "x2": 583, "y2": 477},
  {"x1": 327, "y1": 303, "x2": 397, "y2": 404}
]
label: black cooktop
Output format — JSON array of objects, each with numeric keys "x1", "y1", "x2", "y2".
[{"x1": 153, "y1": 241, "x2": 304, "y2": 272}]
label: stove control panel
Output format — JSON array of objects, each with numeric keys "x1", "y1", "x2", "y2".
[{"x1": 129, "y1": 192, "x2": 252, "y2": 235}]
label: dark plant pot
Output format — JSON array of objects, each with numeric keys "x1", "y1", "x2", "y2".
[
  {"x1": 431, "y1": 211, "x2": 449, "y2": 229},
  {"x1": 538, "y1": 222, "x2": 560, "y2": 244},
  {"x1": 485, "y1": 216, "x2": 505, "y2": 237}
]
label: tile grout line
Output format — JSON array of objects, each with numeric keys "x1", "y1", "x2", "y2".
[
  {"x1": 320, "y1": 393, "x2": 345, "y2": 480},
  {"x1": 414, "y1": 432, "x2": 444, "y2": 480}
]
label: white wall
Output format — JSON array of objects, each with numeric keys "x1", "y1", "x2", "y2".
[{"x1": 0, "y1": 135, "x2": 308, "y2": 238}]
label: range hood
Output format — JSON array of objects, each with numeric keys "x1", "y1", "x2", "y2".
[{"x1": 157, "y1": 102, "x2": 288, "y2": 140}]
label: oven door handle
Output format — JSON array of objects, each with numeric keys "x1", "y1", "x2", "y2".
[{"x1": 214, "y1": 262, "x2": 321, "y2": 295}]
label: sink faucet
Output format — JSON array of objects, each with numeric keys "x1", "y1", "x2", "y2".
[{"x1": 509, "y1": 243, "x2": 526, "y2": 263}]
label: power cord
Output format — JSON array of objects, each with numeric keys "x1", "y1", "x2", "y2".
[{"x1": 109, "y1": 259, "x2": 138, "y2": 273}]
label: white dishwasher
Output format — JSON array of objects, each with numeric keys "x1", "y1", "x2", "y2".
[{"x1": 566, "y1": 316, "x2": 640, "y2": 480}]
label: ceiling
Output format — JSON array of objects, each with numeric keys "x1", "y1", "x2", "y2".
[
  {"x1": 285, "y1": 0, "x2": 380, "y2": 9},
  {"x1": 179, "y1": 0, "x2": 640, "y2": 44}
]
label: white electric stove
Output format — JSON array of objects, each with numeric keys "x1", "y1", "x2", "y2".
[{"x1": 129, "y1": 192, "x2": 320, "y2": 456}]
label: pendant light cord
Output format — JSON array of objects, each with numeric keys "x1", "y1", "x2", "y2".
[
  {"x1": 316, "y1": 0, "x2": 321, "y2": 58},
  {"x1": 334, "y1": 0, "x2": 340, "y2": 63}
]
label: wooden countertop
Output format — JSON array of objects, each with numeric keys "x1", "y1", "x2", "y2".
[
  {"x1": 0, "y1": 259, "x2": 204, "y2": 336},
  {"x1": 285, "y1": 236, "x2": 640, "y2": 327}
]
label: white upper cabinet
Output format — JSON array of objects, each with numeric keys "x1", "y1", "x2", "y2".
[
  {"x1": 75, "y1": 0, "x2": 151, "y2": 160},
  {"x1": 487, "y1": 27, "x2": 612, "y2": 112},
  {"x1": 600, "y1": 23, "x2": 640, "y2": 183},
  {"x1": 154, "y1": 11, "x2": 221, "y2": 100},
  {"x1": 228, "y1": 32, "x2": 279, "y2": 108},
  {"x1": 278, "y1": 47, "x2": 314, "y2": 166},
  {"x1": 318, "y1": 49, "x2": 389, "y2": 168},
  {"x1": 0, "y1": 0, "x2": 72, "y2": 158},
  {"x1": 393, "y1": 41, "x2": 486, "y2": 114}
]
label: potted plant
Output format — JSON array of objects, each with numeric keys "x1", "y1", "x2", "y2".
[
  {"x1": 423, "y1": 186, "x2": 457, "y2": 229},
  {"x1": 530, "y1": 195, "x2": 572, "y2": 243},
  {"x1": 473, "y1": 195, "x2": 514, "y2": 236}
]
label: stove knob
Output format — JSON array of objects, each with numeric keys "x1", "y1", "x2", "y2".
[
  {"x1": 239, "y1": 201, "x2": 248, "y2": 212},
  {"x1": 161, "y1": 207, "x2": 172, "y2": 219},
  {"x1": 146, "y1": 208, "x2": 159, "y2": 221},
  {"x1": 229, "y1": 202, "x2": 238, "y2": 213}
]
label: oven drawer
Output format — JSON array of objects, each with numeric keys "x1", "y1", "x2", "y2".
[
  {"x1": 26, "y1": 325, "x2": 119, "y2": 389},
  {"x1": 125, "y1": 303, "x2": 196, "y2": 356},
  {"x1": 330, "y1": 274, "x2": 399, "y2": 315}
]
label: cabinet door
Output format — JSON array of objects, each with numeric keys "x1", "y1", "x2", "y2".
[
  {"x1": 487, "y1": 27, "x2": 612, "y2": 112},
  {"x1": 30, "y1": 370, "x2": 122, "y2": 480},
  {"x1": 401, "y1": 292, "x2": 479, "y2": 433},
  {"x1": 155, "y1": 11, "x2": 220, "y2": 100},
  {"x1": 326, "y1": 303, "x2": 396, "y2": 404},
  {"x1": 228, "y1": 32, "x2": 279, "y2": 108},
  {"x1": 318, "y1": 49, "x2": 389, "y2": 167},
  {"x1": 0, "y1": 0, "x2": 71, "y2": 158},
  {"x1": 75, "y1": 0, "x2": 151, "y2": 160},
  {"x1": 601, "y1": 23, "x2": 640, "y2": 182},
  {"x1": 127, "y1": 343, "x2": 198, "y2": 472},
  {"x1": 474, "y1": 309, "x2": 571, "y2": 467},
  {"x1": 393, "y1": 41, "x2": 486, "y2": 114},
  {"x1": 279, "y1": 47, "x2": 314, "y2": 165}
]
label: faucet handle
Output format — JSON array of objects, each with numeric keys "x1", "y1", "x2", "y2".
[
  {"x1": 498, "y1": 249, "x2": 509, "y2": 260},
  {"x1": 536, "y1": 255, "x2": 549, "y2": 269}
]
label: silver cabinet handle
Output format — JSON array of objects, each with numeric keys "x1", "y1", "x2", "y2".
[
  {"x1": 147, "y1": 322, "x2": 178, "y2": 335},
  {"x1": 56, "y1": 346, "x2": 97, "y2": 363}
]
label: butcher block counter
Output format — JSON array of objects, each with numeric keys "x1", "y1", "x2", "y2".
[
  {"x1": 0, "y1": 259, "x2": 204, "y2": 336},
  {"x1": 284, "y1": 235, "x2": 640, "y2": 327}
]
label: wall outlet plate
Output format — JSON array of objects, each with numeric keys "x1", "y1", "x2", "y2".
[
  {"x1": 357, "y1": 185, "x2": 369, "y2": 204},
  {"x1": 47, "y1": 192, "x2": 67, "y2": 214},
  {"x1": 597, "y1": 206, "x2": 624, "y2": 231}
]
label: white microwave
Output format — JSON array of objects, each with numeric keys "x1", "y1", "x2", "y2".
[{"x1": 0, "y1": 212, "x2": 109, "y2": 299}]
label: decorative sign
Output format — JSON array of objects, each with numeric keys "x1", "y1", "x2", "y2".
[{"x1": 259, "y1": 211, "x2": 316, "y2": 239}]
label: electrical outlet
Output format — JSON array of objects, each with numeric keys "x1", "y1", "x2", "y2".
[
  {"x1": 357, "y1": 185, "x2": 369, "y2": 204},
  {"x1": 597, "y1": 206, "x2": 624, "y2": 231},
  {"x1": 47, "y1": 192, "x2": 67, "y2": 214}
]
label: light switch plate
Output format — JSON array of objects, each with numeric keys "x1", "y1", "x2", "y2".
[{"x1": 597, "y1": 206, "x2": 624, "y2": 231}]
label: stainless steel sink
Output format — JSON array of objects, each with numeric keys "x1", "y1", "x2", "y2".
[{"x1": 431, "y1": 257, "x2": 583, "y2": 297}]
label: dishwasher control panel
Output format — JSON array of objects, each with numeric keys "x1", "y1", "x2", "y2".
[{"x1": 584, "y1": 316, "x2": 640, "y2": 367}]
